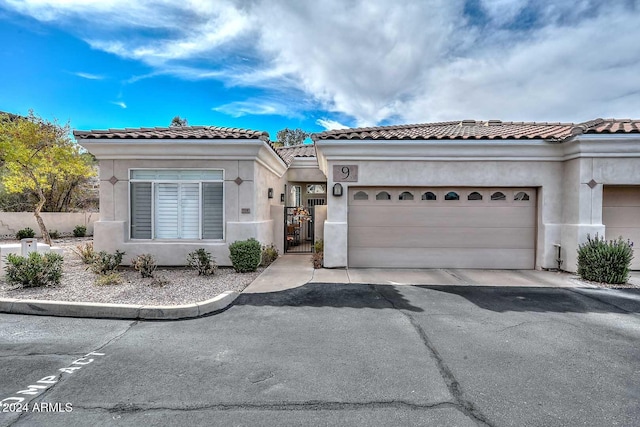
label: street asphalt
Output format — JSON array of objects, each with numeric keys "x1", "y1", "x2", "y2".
[{"x1": 1, "y1": 282, "x2": 639, "y2": 426}]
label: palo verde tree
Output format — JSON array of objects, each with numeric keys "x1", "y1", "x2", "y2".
[
  {"x1": 170, "y1": 116, "x2": 188, "y2": 127},
  {"x1": 275, "y1": 128, "x2": 309, "y2": 147},
  {"x1": 0, "y1": 111, "x2": 94, "y2": 245}
]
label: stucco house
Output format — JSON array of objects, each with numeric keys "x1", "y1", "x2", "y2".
[
  {"x1": 73, "y1": 126, "x2": 287, "y2": 266},
  {"x1": 75, "y1": 118, "x2": 640, "y2": 272}
]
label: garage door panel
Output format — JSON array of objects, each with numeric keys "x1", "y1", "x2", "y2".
[
  {"x1": 603, "y1": 186, "x2": 640, "y2": 270},
  {"x1": 349, "y1": 226, "x2": 535, "y2": 249},
  {"x1": 349, "y1": 248, "x2": 535, "y2": 269},
  {"x1": 348, "y1": 205, "x2": 535, "y2": 228},
  {"x1": 605, "y1": 228, "x2": 640, "y2": 242},
  {"x1": 602, "y1": 187, "x2": 640, "y2": 206},
  {"x1": 603, "y1": 207, "x2": 640, "y2": 227},
  {"x1": 348, "y1": 187, "x2": 536, "y2": 269}
]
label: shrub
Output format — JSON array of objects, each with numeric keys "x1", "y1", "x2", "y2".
[
  {"x1": 95, "y1": 272, "x2": 123, "y2": 286},
  {"x1": 132, "y1": 253, "x2": 157, "y2": 278},
  {"x1": 90, "y1": 250, "x2": 125, "y2": 275},
  {"x1": 16, "y1": 227, "x2": 35, "y2": 240},
  {"x1": 186, "y1": 248, "x2": 217, "y2": 276},
  {"x1": 228, "y1": 238, "x2": 261, "y2": 273},
  {"x1": 73, "y1": 225, "x2": 87, "y2": 237},
  {"x1": 311, "y1": 239, "x2": 324, "y2": 269},
  {"x1": 73, "y1": 242, "x2": 95, "y2": 264},
  {"x1": 49, "y1": 230, "x2": 60, "y2": 239},
  {"x1": 261, "y1": 244, "x2": 279, "y2": 267},
  {"x1": 150, "y1": 275, "x2": 170, "y2": 287},
  {"x1": 577, "y1": 234, "x2": 634, "y2": 284},
  {"x1": 5, "y1": 252, "x2": 64, "y2": 287}
]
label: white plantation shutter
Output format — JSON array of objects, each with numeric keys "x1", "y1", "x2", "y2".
[
  {"x1": 130, "y1": 170, "x2": 224, "y2": 240},
  {"x1": 180, "y1": 183, "x2": 200, "y2": 239},
  {"x1": 202, "y1": 182, "x2": 224, "y2": 239},
  {"x1": 131, "y1": 182, "x2": 152, "y2": 239},
  {"x1": 155, "y1": 183, "x2": 179, "y2": 238}
]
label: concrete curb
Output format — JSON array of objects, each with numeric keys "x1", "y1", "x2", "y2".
[{"x1": 0, "y1": 291, "x2": 240, "y2": 320}]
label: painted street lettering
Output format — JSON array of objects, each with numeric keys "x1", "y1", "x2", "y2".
[{"x1": 0, "y1": 352, "x2": 105, "y2": 405}]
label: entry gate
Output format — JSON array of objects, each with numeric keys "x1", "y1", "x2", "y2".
[{"x1": 284, "y1": 206, "x2": 314, "y2": 253}]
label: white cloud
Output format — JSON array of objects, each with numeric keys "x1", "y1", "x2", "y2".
[
  {"x1": 73, "y1": 72, "x2": 103, "y2": 80},
  {"x1": 4, "y1": 0, "x2": 640, "y2": 125},
  {"x1": 213, "y1": 99, "x2": 302, "y2": 119},
  {"x1": 316, "y1": 118, "x2": 349, "y2": 131},
  {"x1": 111, "y1": 101, "x2": 126, "y2": 109}
]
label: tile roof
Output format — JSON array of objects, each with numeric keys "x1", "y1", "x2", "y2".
[
  {"x1": 312, "y1": 119, "x2": 640, "y2": 142},
  {"x1": 275, "y1": 144, "x2": 317, "y2": 164},
  {"x1": 572, "y1": 118, "x2": 640, "y2": 135},
  {"x1": 73, "y1": 125, "x2": 270, "y2": 141}
]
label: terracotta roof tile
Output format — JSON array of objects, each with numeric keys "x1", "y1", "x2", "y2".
[
  {"x1": 73, "y1": 125, "x2": 270, "y2": 141},
  {"x1": 312, "y1": 120, "x2": 576, "y2": 142},
  {"x1": 572, "y1": 118, "x2": 640, "y2": 135},
  {"x1": 275, "y1": 144, "x2": 317, "y2": 165}
]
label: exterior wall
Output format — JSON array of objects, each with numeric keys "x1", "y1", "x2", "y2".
[
  {"x1": 322, "y1": 159, "x2": 565, "y2": 269},
  {"x1": 318, "y1": 135, "x2": 640, "y2": 271},
  {"x1": 314, "y1": 205, "x2": 327, "y2": 242},
  {"x1": 94, "y1": 158, "x2": 277, "y2": 266},
  {"x1": 286, "y1": 167, "x2": 327, "y2": 182},
  {"x1": 560, "y1": 155, "x2": 640, "y2": 271},
  {"x1": 253, "y1": 161, "x2": 286, "y2": 252},
  {"x1": 0, "y1": 212, "x2": 97, "y2": 238}
]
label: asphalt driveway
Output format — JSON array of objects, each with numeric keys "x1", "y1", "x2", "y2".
[{"x1": 1, "y1": 280, "x2": 639, "y2": 426}]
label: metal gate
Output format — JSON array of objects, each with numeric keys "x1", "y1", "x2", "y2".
[{"x1": 284, "y1": 206, "x2": 315, "y2": 253}]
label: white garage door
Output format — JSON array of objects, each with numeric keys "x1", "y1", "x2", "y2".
[
  {"x1": 603, "y1": 186, "x2": 640, "y2": 270},
  {"x1": 348, "y1": 187, "x2": 536, "y2": 269}
]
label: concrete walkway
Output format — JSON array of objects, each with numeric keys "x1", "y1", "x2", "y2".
[{"x1": 243, "y1": 254, "x2": 589, "y2": 294}]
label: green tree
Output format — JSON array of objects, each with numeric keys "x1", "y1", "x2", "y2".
[
  {"x1": 170, "y1": 116, "x2": 188, "y2": 127},
  {"x1": 0, "y1": 111, "x2": 94, "y2": 245},
  {"x1": 0, "y1": 152, "x2": 97, "y2": 212},
  {"x1": 276, "y1": 128, "x2": 309, "y2": 146}
]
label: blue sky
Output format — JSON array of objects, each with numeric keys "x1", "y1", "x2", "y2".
[{"x1": 1, "y1": 0, "x2": 639, "y2": 141}]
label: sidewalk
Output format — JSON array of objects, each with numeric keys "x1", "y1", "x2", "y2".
[{"x1": 243, "y1": 255, "x2": 588, "y2": 292}]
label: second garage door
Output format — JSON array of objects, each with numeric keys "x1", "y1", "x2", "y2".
[
  {"x1": 603, "y1": 186, "x2": 640, "y2": 270},
  {"x1": 348, "y1": 187, "x2": 536, "y2": 269}
]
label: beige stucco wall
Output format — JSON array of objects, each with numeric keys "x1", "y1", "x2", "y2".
[
  {"x1": 319, "y1": 135, "x2": 640, "y2": 271},
  {"x1": 286, "y1": 167, "x2": 327, "y2": 182},
  {"x1": 0, "y1": 212, "x2": 97, "y2": 238},
  {"x1": 94, "y1": 158, "x2": 284, "y2": 266},
  {"x1": 322, "y1": 159, "x2": 564, "y2": 269}
]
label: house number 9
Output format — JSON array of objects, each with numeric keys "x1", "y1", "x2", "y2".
[{"x1": 333, "y1": 165, "x2": 358, "y2": 182}]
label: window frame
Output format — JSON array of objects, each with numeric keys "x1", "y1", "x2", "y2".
[
  {"x1": 399, "y1": 191, "x2": 414, "y2": 201},
  {"x1": 128, "y1": 168, "x2": 225, "y2": 241}
]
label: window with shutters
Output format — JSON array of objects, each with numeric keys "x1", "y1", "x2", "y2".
[{"x1": 130, "y1": 169, "x2": 224, "y2": 240}]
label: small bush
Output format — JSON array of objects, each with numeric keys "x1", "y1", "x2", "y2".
[
  {"x1": 95, "y1": 272, "x2": 123, "y2": 286},
  {"x1": 16, "y1": 227, "x2": 35, "y2": 240},
  {"x1": 577, "y1": 234, "x2": 634, "y2": 284},
  {"x1": 73, "y1": 242, "x2": 95, "y2": 264},
  {"x1": 132, "y1": 253, "x2": 157, "y2": 278},
  {"x1": 261, "y1": 244, "x2": 279, "y2": 267},
  {"x1": 5, "y1": 252, "x2": 64, "y2": 288},
  {"x1": 311, "y1": 239, "x2": 324, "y2": 269},
  {"x1": 186, "y1": 248, "x2": 217, "y2": 276},
  {"x1": 49, "y1": 230, "x2": 60, "y2": 239},
  {"x1": 73, "y1": 225, "x2": 87, "y2": 237},
  {"x1": 228, "y1": 238, "x2": 261, "y2": 273},
  {"x1": 149, "y1": 275, "x2": 170, "y2": 287},
  {"x1": 90, "y1": 250, "x2": 125, "y2": 275}
]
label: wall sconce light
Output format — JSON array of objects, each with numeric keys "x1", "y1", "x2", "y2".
[
  {"x1": 268, "y1": 188, "x2": 273, "y2": 199},
  {"x1": 280, "y1": 193, "x2": 285, "y2": 203},
  {"x1": 332, "y1": 183, "x2": 343, "y2": 197}
]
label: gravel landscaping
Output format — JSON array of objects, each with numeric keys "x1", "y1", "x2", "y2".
[{"x1": 0, "y1": 238, "x2": 263, "y2": 306}]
